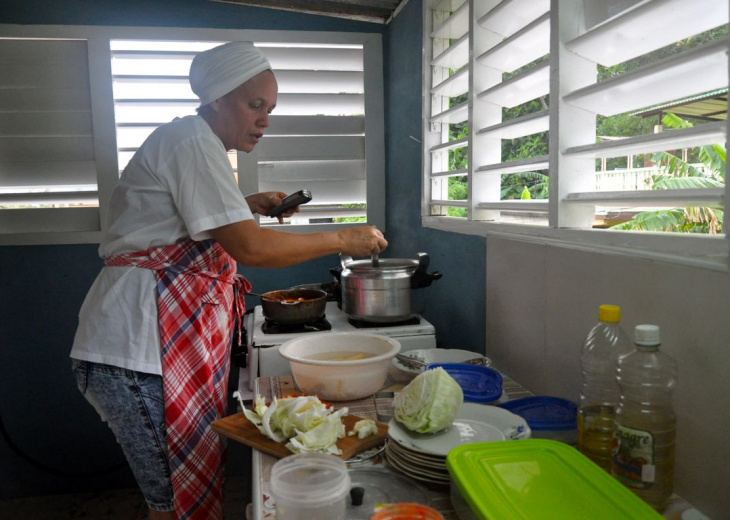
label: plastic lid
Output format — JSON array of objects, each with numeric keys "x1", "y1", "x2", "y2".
[
  {"x1": 346, "y1": 467, "x2": 431, "y2": 520},
  {"x1": 498, "y1": 396, "x2": 577, "y2": 431},
  {"x1": 447, "y1": 439, "x2": 664, "y2": 520},
  {"x1": 425, "y1": 363, "x2": 502, "y2": 403},
  {"x1": 635, "y1": 324, "x2": 661, "y2": 346},
  {"x1": 598, "y1": 304, "x2": 621, "y2": 323},
  {"x1": 370, "y1": 503, "x2": 444, "y2": 520}
]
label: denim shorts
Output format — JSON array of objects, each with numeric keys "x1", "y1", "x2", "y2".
[{"x1": 72, "y1": 359, "x2": 174, "y2": 512}]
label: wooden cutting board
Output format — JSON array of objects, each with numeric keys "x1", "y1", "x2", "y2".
[{"x1": 211, "y1": 412, "x2": 388, "y2": 460}]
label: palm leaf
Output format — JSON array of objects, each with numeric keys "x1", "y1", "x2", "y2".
[
  {"x1": 611, "y1": 208, "x2": 686, "y2": 231},
  {"x1": 650, "y1": 151, "x2": 705, "y2": 178},
  {"x1": 699, "y1": 144, "x2": 726, "y2": 181},
  {"x1": 662, "y1": 112, "x2": 692, "y2": 129},
  {"x1": 652, "y1": 175, "x2": 724, "y2": 190}
]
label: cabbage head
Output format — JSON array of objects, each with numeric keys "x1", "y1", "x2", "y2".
[{"x1": 393, "y1": 367, "x2": 463, "y2": 433}]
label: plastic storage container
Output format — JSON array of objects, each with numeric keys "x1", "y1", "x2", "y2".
[
  {"x1": 578, "y1": 304, "x2": 633, "y2": 471},
  {"x1": 370, "y1": 503, "x2": 444, "y2": 520},
  {"x1": 499, "y1": 396, "x2": 577, "y2": 444},
  {"x1": 612, "y1": 324, "x2": 678, "y2": 511},
  {"x1": 270, "y1": 453, "x2": 351, "y2": 520},
  {"x1": 425, "y1": 363, "x2": 502, "y2": 403},
  {"x1": 446, "y1": 439, "x2": 663, "y2": 520}
]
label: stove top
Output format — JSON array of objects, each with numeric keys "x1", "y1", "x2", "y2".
[
  {"x1": 249, "y1": 302, "x2": 436, "y2": 347},
  {"x1": 348, "y1": 316, "x2": 421, "y2": 328},
  {"x1": 262, "y1": 315, "x2": 332, "y2": 334}
]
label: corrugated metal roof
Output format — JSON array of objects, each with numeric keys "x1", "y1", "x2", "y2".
[
  {"x1": 211, "y1": 0, "x2": 408, "y2": 24},
  {"x1": 632, "y1": 88, "x2": 728, "y2": 121}
]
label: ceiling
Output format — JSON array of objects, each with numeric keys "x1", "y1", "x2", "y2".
[{"x1": 211, "y1": 0, "x2": 406, "y2": 24}]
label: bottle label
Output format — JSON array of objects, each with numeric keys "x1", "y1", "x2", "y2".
[{"x1": 612, "y1": 423, "x2": 655, "y2": 488}]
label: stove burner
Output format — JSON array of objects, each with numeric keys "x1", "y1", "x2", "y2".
[
  {"x1": 262, "y1": 315, "x2": 332, "y2": 334},
  {"x1": 348, "y1": 316, "x2": 421, "y2": 328}
]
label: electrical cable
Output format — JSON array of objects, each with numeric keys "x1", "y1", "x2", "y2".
[{"x1": 0, "y1": 410, "x2": 127, "y2": 479}]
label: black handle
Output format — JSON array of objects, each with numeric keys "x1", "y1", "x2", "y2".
[
  {"x1": 410, "y1": 252, "x2": 443, "y2": 289},
  {"x1": 349, "y1": 486, "x2": 365, "y2": 506}
]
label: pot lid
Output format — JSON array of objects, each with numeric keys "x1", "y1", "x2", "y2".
[
  {"x1": 346, "y1": 467, "x2": 431, "y2": 520},
  {"x1": 343, "y1": 257, "x2": 420, "y2": 273}
]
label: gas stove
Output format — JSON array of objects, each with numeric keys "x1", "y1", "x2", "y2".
[{"x1": 240, "y1": 301, "x2": 437, "y2": 396}]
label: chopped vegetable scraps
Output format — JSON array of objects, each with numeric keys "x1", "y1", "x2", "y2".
[
  {"x1": 348, "y1": 419, "x2": 378, "y2": 439},
  {"x1": 233, "y1": 391, "x2": 348, "y2": 455}
]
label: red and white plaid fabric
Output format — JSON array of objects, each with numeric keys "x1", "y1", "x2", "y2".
[{"x1": 106, "y1": 238, "x2": 250, "y2": 520}]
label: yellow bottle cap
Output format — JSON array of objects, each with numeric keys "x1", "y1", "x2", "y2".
[{"x1": 598, "y1": 305, "x2": 621, "y2": 323}]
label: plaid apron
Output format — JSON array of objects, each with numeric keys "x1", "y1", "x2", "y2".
[{"x1": 105, "y1": 238, "x2": 250, "y2": 520}]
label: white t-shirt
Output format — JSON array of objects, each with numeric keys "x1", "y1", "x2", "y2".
[{"x1": 70, "y1": 115, "x2": 254, "y2": 374}]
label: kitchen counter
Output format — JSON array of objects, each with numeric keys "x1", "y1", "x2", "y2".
[{"x1": 238, "y1": 367, "x2": 704, "y2": 520}]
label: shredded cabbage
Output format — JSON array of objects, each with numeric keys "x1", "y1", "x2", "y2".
[
  {"x1": 234, "y1": 391, "x2": 348, "y2": 454},
  {"x1": 392, "y1": 367, "x2": 463, "y2": 433}
]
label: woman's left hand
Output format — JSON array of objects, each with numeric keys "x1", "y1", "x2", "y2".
[{"x1": 245, "y1": 191, "x2": 299, "y2": 223}]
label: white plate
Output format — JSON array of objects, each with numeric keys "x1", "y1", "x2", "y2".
[
  {"x1": 392, "y1": 348, "x2": 492, "y2": 376},
  {"x1": 388, "y1": 403, "x2": 531, "y2": 457},
  {"x1": 388, "y1": 441, "x2": 448, "y2": 469},
  {"x1": 385, "y1": 445, "x2": 452, "y2": 485}
]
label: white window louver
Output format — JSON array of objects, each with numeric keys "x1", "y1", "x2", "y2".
[
  {"x1": 423, "y1": 0, "x2": 729, "y2": 267},
  {"x1": 111, "y1": 40, "x2": 373, "y2": 227},
  {"x1": 0, "y1": 37, "x2": 103, "y2": 236},
  {"x1": 0, "y1": 25, "x2": 384, "y2": 244}
]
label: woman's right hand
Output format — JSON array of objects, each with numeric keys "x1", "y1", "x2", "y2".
[{"x1": 337, "y1": 226, "x2": 388, "y2": 257}]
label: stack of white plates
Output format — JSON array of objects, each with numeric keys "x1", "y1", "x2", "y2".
[{"x1": 386, "y1": 403, "x2": 531, "y2": 485}]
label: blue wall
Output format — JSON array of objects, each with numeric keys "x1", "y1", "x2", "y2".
[
  {"x1": 0, "y1": 0, "x2": 487, "y2": 499},
  {"x1": 383, "y1": 0, "x2": 486, "y2": 349}
]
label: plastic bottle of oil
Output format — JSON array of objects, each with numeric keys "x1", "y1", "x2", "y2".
[
  {"x1": 612, "y1": 324, "x2": 677, "y2": 510},
  {"x1": 577, "y1": 304, "x2": 633, "y2": 471}
]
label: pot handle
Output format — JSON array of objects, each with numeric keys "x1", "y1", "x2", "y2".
[
  {"x1": 339, "y1": 253, "x2": 353, "y2": 269},
  {"x1": 410, "y1": 252, "x2": 443, "y2": 289},
  {"x1": 329, "y1": 267, "x2": 343, "y2": 282}
]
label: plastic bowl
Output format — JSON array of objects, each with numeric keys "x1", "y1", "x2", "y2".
[{"x1": 279, "y1": 332, "x2": 401, "y2": 401}]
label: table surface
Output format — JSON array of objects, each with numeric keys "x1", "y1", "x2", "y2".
[{"x1": 244, "y1": 367, "x2": 700, "y2": 520}]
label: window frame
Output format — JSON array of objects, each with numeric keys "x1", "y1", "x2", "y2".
[
  {"x1": 421, "y1": 0, "x2": 730, "y2": 272},
  {"x1": 0, "y1": 23, "x2": 385, "y2": 246}
]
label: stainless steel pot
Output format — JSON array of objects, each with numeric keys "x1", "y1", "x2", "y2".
[{"x1": 338, "y1": 253, "x2": 442, "y2": 323}]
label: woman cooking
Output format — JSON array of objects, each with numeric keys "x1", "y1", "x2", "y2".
[{"x1": 69, "y1": 41, "x2": 387, "y2": 520}]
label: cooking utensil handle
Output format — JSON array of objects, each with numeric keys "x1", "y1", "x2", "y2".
[
  {"x1": 340, "y1": 253, "x2": 353, "y2": 269},
  {"x1": 410, "y1": 253, "x2": 443, "y2": 289},
  {"x1": 395, "y1": 353, "x2": 426, "y2": 368}
]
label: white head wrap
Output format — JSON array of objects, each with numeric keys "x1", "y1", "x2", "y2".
[{"x1": 189, "y1": 41, "x2": 272, "y2": 106}]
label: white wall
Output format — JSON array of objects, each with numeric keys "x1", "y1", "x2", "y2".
[{"x1": 485, "y1": 236, "x2": 730, "y2": 518}]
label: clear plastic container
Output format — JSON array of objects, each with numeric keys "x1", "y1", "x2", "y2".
[
  {"x1": 612, "y1": 324, "x2": 678, "y2": 511},
  {"x1": 577, "y1": 304, "x2": 633, "y2": 471},
  {"x1": 270, "y1": 453, "x2": 351, "y2": 520}
]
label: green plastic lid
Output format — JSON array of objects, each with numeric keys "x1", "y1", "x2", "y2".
[{"x1": 446, "y1": 439, "x2": 663, "y2": 520}]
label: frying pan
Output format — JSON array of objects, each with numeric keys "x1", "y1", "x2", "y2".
[{"x1": 258, "y1": 288, "x2": 327, "y2": 325}]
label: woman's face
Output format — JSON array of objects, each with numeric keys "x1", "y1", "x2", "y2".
[{"x1": 213, "y1": 70, "x2": 278, "y2": 152}]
